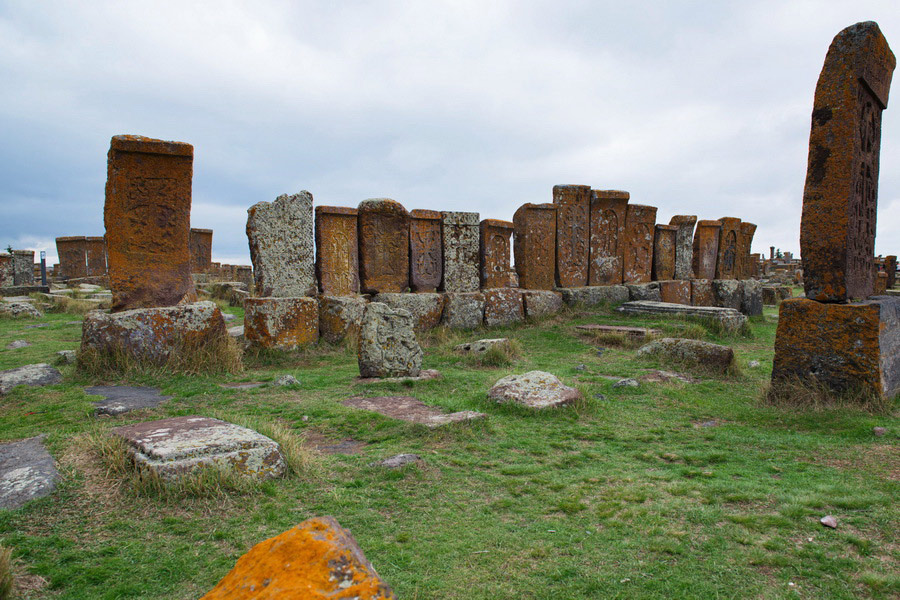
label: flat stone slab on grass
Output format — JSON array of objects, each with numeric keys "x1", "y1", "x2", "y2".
[
  {"x1": 343, "y1": 396, "x2": 485, "y2": 428},
  {"x1": 355, "y1": 369, "x2": 442, "y2": 385},
  {"x1": 488, "y1": 371, "x2": 581, "y2": 409},
  {"x1": 637, "y1": 338, "x2": 735, "y2": 373},
  {"x1": 303, "y1": 432, "x2": 366, "y2": 455},
  {"x1": 575, "y1": 324, "x2": 662, "y2": 339},
  {"x1": 111, "y1": 416, "x2": 286, "y2": 481},
  {"x1": 371, "y1": 453, "x2": 422, "y2": 468},
  {"x1": 220, "y1": 382, "x2": 266, "y2": 390},
  {"x1": 455, "y1": 338, "x2": 510, "y2": 354},
  {"x1": 0, "y1": 364, "x2": 62, "y2": 395},
  {"x1": 0, "y1": 435, "x2": 59, "y2": 510},
  {"x1": 85, "y1": 386, "x2": 173, "y2": 416},
  {"x1": 616, "y1": 301, "x2": 748, "y2": 332},
  {"x1": 638, "y1": 370, "x2": 699, "y2": 384}
]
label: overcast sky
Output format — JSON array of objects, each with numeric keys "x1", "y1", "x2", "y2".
[{"x1": 1, "y1": 0, "x2": 898, "y2": 265}]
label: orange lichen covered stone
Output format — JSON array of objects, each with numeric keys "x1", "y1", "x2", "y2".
[
  {"x1": 589, "y1": 190, "x2": 629, "y2": 285},
  {"x1": 691, "y1": 279, "x2": 715, "y2": 307},
  {"x1": 84, "y1": 236, "x2": 107, "y2": 277},
  {"x1": 652, "y1": 225, "x2": 677, "y2": 281},
  {"x1": 318, "y1": 295, "x2": 366, "y2": 344},
  {"x1": 409, "y1": 209, "x2": 442, "y2": 292},
  {"x1": 553, "y1": 184, "x2": 591, "y2": 288},
  {"x1": 200, "y1": 516, "x2": 395, "y2": 599},
  {"x1": 658, "y1": 280, "x2": 691, "y2": 305},
  {"x1": 244, "y1": 297, "x2": 319, "y2": 350},
  {"x1": 56, "y1": 236, "x2": 87, "y2": 279},
  {"x1": 715, "y1": 217, "x2": 742, "y2": 280},
  {"x1": 104, "y1": 135, "x2": 196, "y2": 311},
  {"x1": 800, "y1": 22, "x2": 895, "y2": 302},
  {"x1": 190, "y1": 228, "x2": 213, "y2": 274},
  {"x1": 315, "y1": 206, "x2": 360, "y2": 295},
  {"x1": 483, "y1": 288, "x2": 524, "y2": 327},
  {"x1": 772, "y1": 297, "x2": 900, "y2": 398},
  {"x1": 691, "y1": 220, "x2": 721, "y2": 280},
  {"x1": 735, "y1": 222, "x2": 757, "y2": 280},
  {"x1": 480, "y1": 219, "x2": 514, "y2": 289},
  {"x1": 358, "y1": 199, "x2": 409, "y2": 294},
  {"x1": 513, "y1": 203, "x2": 556, "y2": 290},
  {"x1": 623, "y1": 204, "x2": 657, "y2": 284}
]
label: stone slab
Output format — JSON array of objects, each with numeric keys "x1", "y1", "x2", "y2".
[
  {"x1": 56, "y1": 236, "x2": 87, "y2": 279},
  {"x1": 315, "y1": 206, "x2": 360, "y2": 295},
  {"x1": 85, "y1": 386, "x2": 172, "y2": 416},
  {"x1": 692, "y1": 220, "x2": 722, "y2": 280},
  {"x1": 652, "y1": 224, "x2": 677, "y2": 281},
  {"x1": 372, "y1": 293, "x2": 443, "y2": 331},
  {"x1": 455, "y1": 338, "x2": 511, "y2": 353},
  {"x1": 715, "y1": 217, "x2": 742, "y2": 280},
  {"x1": 318, "y1": 295, "x2": 367, "y2": 344},
  {"x1": 553, "y1": 184, "x2": 591, "y2": 288},
  {"x1": 111, "y1": 416, "x2": 286, "y2": 481},
  {"x1": 442, "y1": 292, "x2": 485, "y2": 329},
  {"x1": 616, "y1": 301, "x2": 748, "y2": 332},
  {"x1": 358, "y1": 199, "x2": 410, "y2": 294},
  {"x1": 355, "y1": 369, "x2": 441, "y2": 385},
  {"x1": 575, "y1": 324, "x2": 662, "y2": 339},
  {"x1": 0, "y1": 364, "x2": 62, "y2": 395},
  {"x1": 559, "y1": 285, "x2": 629, "y2": 306},
  {"x1": 623, "y1": 204, "x2": 657, "y2": 283},
  {"x1": 189, "y1": 228, "x2": 213, "y2": 274},
  {"x1": 409, "y1": 209, "x2": 443, "y2": 292},
  {"x1": 669, "y1": 215, "x2": 697, "y2": 280},
  {"x1": 513, "y1": 203, "x2": 556, "y2": 290},
  {"x1": 357, "y1": 302, "x2": 423, "y2": 378},
  {"x1": 0, "y1": 435, "x2": 59, "y2": 510},
  {"x1": 441, "y1": 211, "x2": 480, "y2": 292},
  {"x1": 483, "y1": 288, "x2": 524, "y2": 327},
  {"x1": 522, "y1": 290, "x2": 563, "y2": 318},
  {"x1": 343, "y1": 396, "x2": 484, "y2": 428},
  {"x1": 479, "y1": 219, "x2": 514, "y2": 289},
  {"x1": 0, "y1": 286, "x2": 50, "y2": 296},
  {"x1": 247, "y1": 191, "x2": 317, "y2": 297},
  {"x1": 589, "y1": 190, "x2": 628, "y2": 285}
]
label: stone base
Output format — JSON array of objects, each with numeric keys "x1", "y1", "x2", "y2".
[
  {"x1": 244, "y1": 297, "x2": 318, "y2": 349},
  {"x1": 616, "y1": 301, "x2": 748, "y2": 332},
  {"x1": 442, "y1": 292, "x2": 485, "y2": 329},
  {"x1": 658, "y1": 280, "x2": 691, "y2": 305},
  {"x1": 80, "y1": 302, "x2": 227, "y2": 363},
  {"x1": 772, "y1": 297, "x2": 900, "y2": 398},
  {"x1": 483, "y1": 288, "x2": 524, "y2": 327},
  {"x1": 625, "y1": 283, "x2": 661, "y2": 302},
  {"x1": 112, "y1": 416, "x2": 286, "y2": 481},
  {"x1": 691, "y1": 279, "x2": 715, "y2": 307},
  {"x1": 372, "y1": 292, "x2": 443, "y2": 330},
  {"x1": 318, "y1": 295, "x2": 367, "y2": 344},
  {"x1": 1, "y1": 285, "x2": 50, "y2": 296},
  {"x1": 713, "y1": 280, "x2": 743, "y2": 310},
  {"x1": 522, "y1": 290, "x2": 563, "y2": 318},
  {"x1": 560, "y1": 285, "x2": 629, "y2": 306}
]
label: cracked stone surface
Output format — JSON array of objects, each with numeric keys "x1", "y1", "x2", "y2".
[
  {"x1": 0, "y1": 364, "x2": 62, "y2": 395},
  {"x1": 488, "y1": 371, "x2": 581, "y2": 409},
  {"x1": 0, "y1": 435, "x2": 59, "y2": 510},
  {"x1": 85, "y1": 386, "x2": 173, "y2": 416},
  {"x1": 343, "y1": 396, "x2": 484, "y2": 428}
]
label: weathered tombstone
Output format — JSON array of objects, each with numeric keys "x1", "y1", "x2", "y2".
[
  {"x1": 247, "y1": 191, "x2": 317, "y2": 297},
  {"x1": 553, "y1": 184, "x2": 591, "y2": 288},
  {"x1": 105, "y1": 135, "x2": 196, "y2": 310},
  {"x1": 715, "y1": 217, "x2": 742, "y2": 280},
  {"x1": 669, "y1": 215, "x2": 697, "y2": 280},
  {"x1": 56, "y1": 236, "x2": 87, "y2": 279},
  {"x1": 692, "y1": 220, "x2": 722, "y2": 280},
  {"x1": 735, "y1": 222, "x2": 757, "y2": 280},
  {"x1": 12, "y1": 250, "x2": 34, "y2": 285},
  {"x1": 408, "y1": 209, "x2": 443, "y2": 292},
  {"x1": 886, "y1": 255, "x2": 897, "y2": 288},
  {"x1": 441, "y1": 211, "x2": 480, "y2": 292},
  {"x1": 0, "y1": 254, "x2": 12, "y2": 287},
  {"x1": 652, "y1": 224, "x2": 677, "y2": 281},
  {"x1": 479, "y1": 219, "x2": 514, "y2": 289},
  {"x1": 358, "y1": 199, "x2": 410, "y2": 294},
  {"x1": 84, "y1": 236, "x2": 107, "y2": 277},
  {"x1": 315, "y1": 206, "x2": 360, "y2": 295},
  {"x1": 589, "y1": 190, "x2": 629, "y2": 285},
  {"x1": 189, "y1": 228, "x2": 213, "y2": 273},
  {"x1": 623, "y1": 204, "x2": 657, "y2": 283},
  {"x1": 801, "y1": 22, "x2": 895, "y2": 302},
  {"x1": 357, "y1": 302, "x2": 422, "y2": 378},
  {"x1": 513, "y1": 203, "x2": 557, "y2": 290}
]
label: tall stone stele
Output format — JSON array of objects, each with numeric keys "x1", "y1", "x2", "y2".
[
  {"x1": 513, "y1": 203, "x2": 557, "y2": 290},
  {"x1": 668, "y1": 215, "x2": 697, "y2": 280},
  {"x1": 409, "y1": 209, "x2": 442, "y2": 292},
  {"x1": 189, "y1": 228, "x2": 213, "y2": 274},
  {"x1": 85, "y1": 236, "x2": 108, "y2": 277},
  {"x1": 315, "y1": 206, "x2": 360, "y2": 295},
  {"x1": 800, "y1": 21, "x2": 896, "y2": 302},
  {"x1": 105, "y1": 135, "x2": 197, "y2": 311},
  {"x1": 589, "y1": 190, "x2": 629, "y2": 285},
  {"x1": 715, "y1": 217, "x2": 742, "y2": 280},
  {"x1": 56, "y1": 236, "x2": 87, "y2": 280},
  {"x1": 247, "y1": 191, "x2": 317, "y2": 297},
  {"x1": 553, "y1": 184, "x2": 591, "y2": 288},
  {"x1": 441, "y1": 211, "x2": 480, "y2": 292},
  {"x1": 622, "y1": 204, "x2": 657, "y2": 284},
  {"x1": 480, "y1": 219, "x2": 515, "y2": 289},
  {"x1": 358, "y1": 199, "x2": 410, "y2": 294}
]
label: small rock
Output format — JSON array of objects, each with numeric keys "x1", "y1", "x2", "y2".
[
  {"x1": 575, "y1": 364, "x2": 587, "y2": 371},
  {"x1": 6, "y1": 340, "x2": 30, "y2": 350},
  {"x1": 487, "y1": 371, "x2": 581, "y2": 409},
  {"x1": 700, "y1": 420, "x2": 718, "y2": 428},
  {"x1": 274, "y1": 374, "x2": 301, "y2": 387},
  {"x1": 749, "y1": 360, "x2": 761, "y2": 368},
  {"x1": 222, "y1": 312, "x2": 237, "y2": 322},
  {"x1": 593, "y1": 393, "x2": 606, "y2": 401},
  {"x1": 56, "y1": 350, "x2": 77, "y2": 364},
  {"x1": 613, "y1": 378, "x2": 639, "y2": 388},
  {"x1": 372, "y1": 453, "x2": 422, "y2": 468},
  {"x1": 454, "y1": 338, "x2": 510, "y2": 354},
  {"x1": 873, "y1": 426, "x2": 886, "y2": 437},
  {"x1": 227, "y1": 325, "x2": 244, "y2": 338},
  {"x1": 820, "y1": 515, "x2": 838, "y2": 529},
  {"x1": 596, "y1": 348, "x2": 605, "y2": 357},
  {"x1": 0, "y1": 364, "x2": 62, "y2": 395}
]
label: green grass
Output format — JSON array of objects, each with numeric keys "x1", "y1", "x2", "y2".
[{"x1": 0, "y1": 303, "x2": 897, "y2": 599}]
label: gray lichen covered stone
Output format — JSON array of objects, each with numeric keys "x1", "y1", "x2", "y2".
[
  {"x1": 522, "y1": 290, "x2": 563, "y2": 318},
  {"x1": 343, "y1": 395, "x2": 484, "y2": 427},
  {"x1": 372, "y1": 292, "x2": 444, "y2": 330},
  {"x1": 455, "y1": 338, "x2": 510, "y2": 354},
  {"x1": 246, "y1": 191, "x2": 317, "y2": 297},
  {"x1": 713, "y1": 279, "x2": 743, "y2": 310},
  {"x1": 637, "y1": 337, "x2": 735, "y2": 373},
  {"x1": 0, "y1": 301, "x2": 43, "y2": 318},
  {"x1": 357, "y1": 302, "x2": 423, "y2": 378},
  {"x1": 0, "y1": 435, "x2": 59, "y2": 510},
  {"x1": 617, "y1": 301, "x2": 748, "y2": 332},
  {"x1": 626, "y1": 283, "x2": 662, "y2": 302},
  {"x1": 441, "y1": 211, "x2": 480, "y2": 292},
  {"x1": 111, "y1": 416, "x2": 286, "y2": 481},
  {"x1": 488, "y1": 370, "x2": 581, "y2": 409},
  {"x1": 483, "y1": 288, "x2": 524, "y2": 327},
  {"x1": 442, "y1": 292, "x2": 485, "y2": 329},
  {"x1": 741, "y1": 279, "x2": 763, "y2": 316},
  {"x1": 318, "y1": 295, "x2": 367, "y2": 344},
  {"x1": 86, "y1": 386, "x2": 172, "y2": 416},
  {"x1": 561, "y1": 285, "x2": 630, "y2": 306},
  {"x1": 0, "y1": 363, "x2": 62, "y2": 395}
]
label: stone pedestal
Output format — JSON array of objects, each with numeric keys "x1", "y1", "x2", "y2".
[
  {"x1": 244, "y1": 297, "x2": 319, "y2": 349},
  {"x1": 483, "y1": 288, "x2": 524, "y2": 327},
  {"x1": 658, "y1": 280, "x2": 691, "y2": 305},
  {"x1": 442, "y1": 292, "x2": 485, "y2": 329},
  {"x1": 691, "y1": 279, "x2": 715, "y2": 307},
  {"x1": 318, "y1": 295, "x2": 367, "y2": 344}
]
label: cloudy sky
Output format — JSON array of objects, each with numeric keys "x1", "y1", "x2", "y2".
[{"x1": 1, "y1": 0, "x2": 898, "y2": 265}]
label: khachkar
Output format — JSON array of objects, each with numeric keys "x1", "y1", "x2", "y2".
[
  {"x1": 773, "y1": 22, "x2": 898, "y2": 400},
  {"x1": 553, "y1": 184, "x2": 590, "y2": 288},
  {"x1": 668, "y1": 215, "x2": 697, "y2": 280},
  {"x1": 692, "y1": 220, "x2": 721, "y2": 280},
  {"x1": 622, "y1": 204, "x2": 657, "y2": 283},
  {"x1": 358, "y1": 198, "x2": 410, "y2": 294},
  {"x1": 247, "y1": 192, "x2": 317, "y2": 297},
  {"x1": 315, "y1": 206, "x2": 360, "y2": 295},
  {"x1": 736, "y1": 222, "x2": 757, "y2": 280},
  {"x1": 441, "y1": 211, "x2": 480, "y2": 292},
  {"x1": 514, "y1": 203, "x2": 556, "y2": 289},
  {"x1": 589, "y1": 190, "x2": 628, "y2": 285},
  {"x1": 104, "y1": 135, "x2": 197, "y2": 310},
  {"x1": 480, "y1": 219, "x2": 514, "y2": 288},
  {"x1": 85, "y1": 236, "x2": 107, "y2": 277},
  {"x1": 56, "y1": 236, "x2": 88, "y2": 279},
  {"x1": 715, "y1": 217, "x2": 742, "y2": 280},
  {"x1": 409, "y1": 209, "x2": 442, "y2": 292},
  {"x1": 189, "y1": 228, "x2": 213, "y2": 273}
]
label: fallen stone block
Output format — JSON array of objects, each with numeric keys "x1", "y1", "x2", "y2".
[
  {"x1": 318, "y1": 295, "x2": 367, "y2": 344},
  {"x1": 0, "y1": 364, "x2": 63, "y2": 395},
  {"x1": 0, "y1": 435, "x2": 60, "y2": 510},
  {"x1": 199, "y1": 516, "x2": 395, "y2": 599},
  {"x1": 488, "y1": 371, "x2": 581, "y2": 409},
  {"x1": 372, "y1": 292, "x2": 444, "y2": 330},
  {"x1": 111, "y1": 416, "x2": 286, "y2": 481},
  {"x1": 343, "y1": 396, "x2": 484, "y2": 427},
  {"x1": 637, "y1": 338, "x2": 734, "y2": 373},
  {"x1": 483, "y1": 288, "x2": 524, "y2": 327},
  {"x1": 86, "y1": 386, "x2": 172, "y2": 416},
  {"x1": 442, "y1": 292, "x2": 485, "y2": 329},
  {"x1": 521, "y1": 290, "x2": 563, "y2": 318},
  {"x1": 358, "y1": 303, "x2": 423, "y2": 378},
  {"x1": 616, "y1": 301, "x2": 748, "y2": 332},
  {"x1": 244, "y1": 297, "x2": 318, "y2": 350},
  {"x1": 455, "y1": 338, "x2": 511, "y2": 354},
  {"x1": 560, "y1": 285, "x2": 629, "y2": 306},
  {"x1": 80, "y1": 301, "x2": 227, "y2": 363},
  {"x1": 626, "y1": 282, "x2": 662, "y2": 302},
  {"x1": 575, "y1": 324, "x2": 661, "y2": 340}
]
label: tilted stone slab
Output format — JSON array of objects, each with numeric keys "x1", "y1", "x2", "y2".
[
  {"x1": 86, "y1": 386, "x2": 172, "y2": 416},
  {"x1": 0, "y1": 364, "x2": 62, "y2": 395},
  {"x1": 488, "y1": 370, "x2": 581, "y2": 409},
  {"x1": 560, "y1": 285, "x2": 629, "y2": 306},
  {"x1": 199, "y1": 516, "x2": 396, "y2": 600},
  {"x1": 111, "y1": 416, "x2": 286, "y2": 481},
  {"x1": 0, "y1": 435, "x2": 60, "y2": 510},
  {"x1": 616, "y1": 301, "x2": 748, "y2": 332},
  {"x1": 357, "y1": 303, "x2": 423, "y2": 378},
  {"x1": 343, "y1": 396, "x2": 484, "y2": 428}
]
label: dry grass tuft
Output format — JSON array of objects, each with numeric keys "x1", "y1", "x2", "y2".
[
  {"x1": 0, "y1": 546, "x2": 12, "y2": 600},
  {"x1": 764, "y1": 375, "x2": 891, "y2": 414},
  {"x1": 477, "y1": 339, "x2": 523, "y2": 368}
]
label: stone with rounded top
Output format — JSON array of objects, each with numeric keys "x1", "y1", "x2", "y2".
[
  {"x1": 488, "y1": 370, "x2": 581, "y2": 409},
  {"x1": 247, "y1": 191, "x2": 317, "y2": 297},
  {"x1": 359, "y1": 199, "x2": 410, "y2": 294}
]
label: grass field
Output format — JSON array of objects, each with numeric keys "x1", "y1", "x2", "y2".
[{"x1": 0, "y1": 298, "x2": 896, "y2": 599}]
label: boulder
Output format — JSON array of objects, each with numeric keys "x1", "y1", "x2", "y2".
[
  {"x1": 637, "y1": 338, "x2": 734, "y2": 373},
  {"x1": 521, "y1": 290, "x2": 563, "y2": 318},
  {"x1": 560, "y1": 285, "x2": 629, "y2": 306},
  {"x1": 0, "y1": 301, "x2": 43, "y2": 318},
  {"x1": 487, "y1": 371, "x2": 581, "y2": 409},
  {"x1": 357, "y1": 303, "x2": 423, "y2": 378},
  {"x1": 0, "y1": 435, "x2": 60, "y2": 510},
  {"x1": 244, "y1": 297, "x2": 319, "y2": 350},
  {"x1": 199, "y1": 516, "x2": 395, "y2": 599},
  {"x1": 626, "y1": 283, "x2": 661, "y2": 302},
  {"x1": 0, "y1": 364, "x2": 62, "y2": 395},
  {"x1": 483, "y1": 288, "x2": 524, "y2": 327},
  {"x1": 56, "y1": 350, "x2": 77, "y2": 364},
  {"x1": 111, "y1": 416, "x2": 286, "y2": 481},
  {"x1": 80, "y1": 301, "x2": 227, "y2": 363},
  {"x1": 442, "y1": 292, "x2": 485, "y2": 329},
  {"x1": 372, "y1": 292, "x2": 444, "y2": 330}
]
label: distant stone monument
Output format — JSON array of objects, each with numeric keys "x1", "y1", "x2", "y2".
[
  {"x1": 736, "y1": 222, "x2": 757, "y2": 280},
  {"x1": 441, "y1": 211, "x2": 480, "y2": 292},
  {"x1": 55, "y1": 236, "x2": 87, "y2": 280},
  {"x1": 553, "y1": 184, "x2": 590, "y2": 288},
  {"x1": 513, "y1": 203, "x2": 557, "y2": 290},
  {"x1": 105, "y1": 135, "x2": 196, "y2": 311},
  {"x1": 247, "y1": 192, "x2": 317, "y2": 297},
  {"x1": 589, "y1": 190, "x2": 629, "y2": 285},
  {"x1": 692, "y1": 220, "x2": 721, "y2": 280},
  {"x1": 315, "y1": 206, "x2": 360, "y2": 295},
  {"x1": 0, "y1": 254, "x2": 12, "y2": 287},
  {"x1": 358, "y1": 199, "x2": 410, "y2": 294},
  {"x1": 409, "y1": 209, "x2": 442, "y2": 292},
  {"x1": 85, "y1": 236, "x2": 107, "y2": 277},
  {"x1": 885, "y1": 255, "x2": 897, "y2": 288},
  {"x1": 189, "y1": 228, "x2": 212, "y2": 274},
  {"x1": 12, "y1": 250, "x2": 34, "y2": 286},
  {"x1": 652, "y1": 224, "x2": 677, "y2": 281},
  {"x1": 715, "y1": 217, "x2": 742, "y2": 280},
  {"x1": 480, "y1": 219, "x2": 514, "y2": 288},
  {"x1": 623, "y1": 204, "x2": 657, "y2": 283},
  {"x1": 669, "y1": 215, "x2": 697, "y2": 280}
]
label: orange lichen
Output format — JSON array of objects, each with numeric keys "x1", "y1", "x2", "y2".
[{"x1": 244, "y1": 297, "x2": 319, "y2": 349}]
